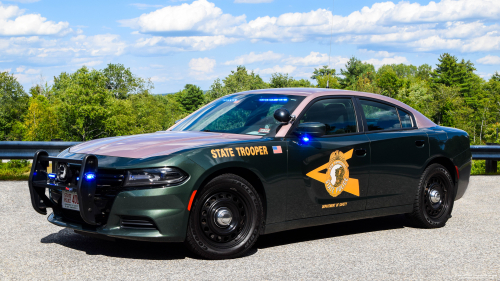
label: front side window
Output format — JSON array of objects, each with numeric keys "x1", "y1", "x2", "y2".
[
  {"x1": 171, "y1": 94, "x2": 305, "y2": 136},
  {"x1": 299, "y1": 98, "x2": 357, "y2": 135},
  {"x1": 360, "y1": 100, "x2": 402, "y2": 131}
]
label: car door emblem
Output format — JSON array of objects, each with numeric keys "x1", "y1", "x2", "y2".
[{"x1": 306, "y1": 149, "x2": 360, "y2": 197}]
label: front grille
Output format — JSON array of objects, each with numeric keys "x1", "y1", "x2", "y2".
[
  {"x1": 120, "y1": 216, "x2": 158, "y2": 230},
  {"x1": 51, "y1": 168, "x2": 126, "y2": 226}
]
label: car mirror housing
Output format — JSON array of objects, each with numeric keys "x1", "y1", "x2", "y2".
[
  {"x1": 274, "y1": 108, "x2": 291, "y2": 124},
  {"x1": 295, "y1": 122, "x2": 326, "y2": 138}
]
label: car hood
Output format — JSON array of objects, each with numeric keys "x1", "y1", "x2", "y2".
[{"x1": 69, "y1": 131, "x2": 261, "y2": 159}]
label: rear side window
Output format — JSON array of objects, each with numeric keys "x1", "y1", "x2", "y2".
[
  {"x1": 398, "y1": 109, "x2": 413, "y2": 128},
  {"x1": 300, "y1": 98, "x2": 357, "y2": 135},
  {"x1": 360, "y1": 100, "x2": 401, "y2": 131}
]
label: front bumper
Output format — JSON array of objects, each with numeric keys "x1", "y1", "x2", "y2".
[{"x1": 48, "y1": 185, "x2": 192, "y2": 242}]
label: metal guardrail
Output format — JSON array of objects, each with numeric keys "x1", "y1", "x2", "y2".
[
  {"x1": 0, "y1": 141, "x2": 81, "y2": 159},
  {"x1": 470, "y1": 145, "x2": 500, "y2": 160}
]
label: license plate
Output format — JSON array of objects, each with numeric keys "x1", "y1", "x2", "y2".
[{"x1": 62, "y1": 191, "x2": 79, "y2": 211}]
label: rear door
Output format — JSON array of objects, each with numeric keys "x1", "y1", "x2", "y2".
[
  {"x1": 357, "y1": 98, "x2": 429, "y2": 209},
  {"x1": 286, "y1": 97, "x2": 371, "y2": 220}
]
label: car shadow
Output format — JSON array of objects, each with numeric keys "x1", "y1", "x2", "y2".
[
  {"x1": 41, "y1": 228, "x2": 192, "y2": 260},
  {"x1": 255, "y1": 214, "x2": 409, "y2": 249},
  {"x1": 40, "y1": 214, "x2": 409, "y2": 260}
]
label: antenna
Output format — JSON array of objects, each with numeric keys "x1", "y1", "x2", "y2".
[{"x1": 327, "y1": 0, "x2": 334, "y2": 89}]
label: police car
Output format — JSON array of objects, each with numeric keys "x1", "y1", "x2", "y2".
[{"x1": 28, "y1": 88, "x2": 471, "y2": 259}]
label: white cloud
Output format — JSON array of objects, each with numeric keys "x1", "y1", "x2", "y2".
[
  {"x1": 283, "y1": 52, "x2": 349, "y2": 67},
  {"x1": 120, "y1": 0, "x2": 500, "y2": 53},
  {"x1": 234, "y1": 0, "x2": 272, "y2": 3},
  {"x1": 24, "y1": 68, "x2": 40, "y2": 74},
  {"x1": 189, "y1": 57, "x2": 216, "y2": 73},
  {"x1": 363, "y1": 56, "x2": 409, "y2": 68},
  {"x1": 224, "y1": 51, "x2": 282, "y2": 65},
  {"x1": 477, "y1": 55, "x2": 500, "y2": 65},
  {"x1": 16, "y1": 66, "x2": 25, "y2": 73},
  {"x1": 133, "y1": 35, "x2": 239, "y2": 53},
  {"x1": 0, "y1": 3, "x2": 71, "y2": 36},
  {"x1": 0, "y1": 34, "x2": 127, "y2": 66},
  {"x1": 120, "y1": 0, "x2": 245, "y2": 35},
  {"x1": 70, "y1": 34, "x2": 127, "y2": 56},
  {"x1": 255, "y1": 65, "x2": 296, "y2": 75},
  {"x1": 359, "y1": 49, "x2": 395, "y2": 58}
]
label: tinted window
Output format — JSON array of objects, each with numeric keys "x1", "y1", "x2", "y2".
[
  {"x1": 300, "y1": 98, "x2": 357, "y2": 135},
  {"x1": 360, "y1": 100, "x2": 401, "y2": 131},
  {"x1": 398, "y1": 109, "x2": 413, "y2": 128}
]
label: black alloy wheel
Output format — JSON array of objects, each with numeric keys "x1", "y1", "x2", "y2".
[
  {"x1": 185, "y1": 174, "x2": 264, "y2": 259},
  {"x1": 407, "y1": 163, "x2": 455, "y2": 228}
]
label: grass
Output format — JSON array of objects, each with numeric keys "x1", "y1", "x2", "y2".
[
  {"x1": 471, "y1": 160, "x2": 500, "y2": 175},
  {"x1": 0, "y1": 160, "x2": 32, "y2": 180}
]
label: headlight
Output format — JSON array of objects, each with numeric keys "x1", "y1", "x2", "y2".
[{"x1": 123, "y1": 167, "x2": 188, "y2": 187}]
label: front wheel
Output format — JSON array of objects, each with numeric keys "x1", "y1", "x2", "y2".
[
  {"x1": 407, "y1": 163, "x2": 455, "y2": 228},
  {"x1": 185, "y1": 174, "x2": 264, "y2": 259}
]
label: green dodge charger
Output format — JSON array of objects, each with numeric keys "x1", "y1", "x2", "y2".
[{"x1": 28, "y1": 88, "x2": 471, "y2": 259}]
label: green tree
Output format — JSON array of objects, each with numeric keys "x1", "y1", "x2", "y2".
[
  {"x1": 54, "y1": 67, "x2": 114, "y2": 141},
  {"x1": 311, "y1": 66, "x2": 336, "y2": 80},
  {"x1": 269, "y1": 73, "x2": 294, "y2": 88},
  {"x1": 339, "y1": 57, "x2": 376, "y2": 89},
  {"x1": 23, "y1": 95, "x2": 62, "y2": 141},
  {"x1": 492, "y1": 72, "x2": 500, "y2": 82},
  {"x1": 431, "y1": 53, "x2": 477, "y2": 97},
  {"x1": 102, "y1": 63, "x2": 153, "y2": 99},
  {"x1": 176, "y1": 84, "x2": 205, "y2": 113},
  {"x1": 0, "y1": 71, "x2": 29, "y2": 140},
  {"x1": 315, "y1": 75, "x2": 341, "y2": 89},
  {"x1": 416, "y1": 64, "x2": 432, "y2": 81},
  {"x1": 205, "y1": 66, "x2": 268, "y2": 102},
  {"x1": 376, "y1": 68, "x2": 402, "y2": 98},
  {"x1": 290, "y1": 79, "x2": 313, "y2": 88}
]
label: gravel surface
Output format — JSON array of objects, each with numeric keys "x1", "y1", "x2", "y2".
[{"x1": 0, "y1": 177, "x2": 499, "y2": 280}]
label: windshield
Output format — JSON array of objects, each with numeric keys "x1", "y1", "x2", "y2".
[{"x1": 171, "y1": 94, "x2": 306, "y2": 136}]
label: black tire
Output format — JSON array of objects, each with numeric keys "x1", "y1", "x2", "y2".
[
  {"x1": 185, "y1": 174, "x2": 264, "y2": 259},
  {"x1": 407, "y1": 163, "x2": 455, "y2": 228}
]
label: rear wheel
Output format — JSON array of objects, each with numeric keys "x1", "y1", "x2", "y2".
[
  {"x1": 185, "y1": 174, "x2": 263, "y2": 259},
  {"x1": 407, "y1": 163, "x2": 455, "y2": 228}
]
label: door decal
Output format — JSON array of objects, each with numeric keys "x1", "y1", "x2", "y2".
[{"x1": 306, "y1": 149, "x2": 360, "y2": 197}]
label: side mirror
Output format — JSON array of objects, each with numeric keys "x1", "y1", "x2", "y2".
[
  {"x1": 274, "y1": 108, "x2": 291, "y2": 124},
  {"x1": 295, "y1": 122, "x2": 326, "y2": 138}
]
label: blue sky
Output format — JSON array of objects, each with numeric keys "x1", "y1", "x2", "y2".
[{"x1": 1, "y1": 0, "x2": 500, "y2": 93}]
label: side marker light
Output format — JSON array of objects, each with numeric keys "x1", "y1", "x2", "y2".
[
  {"x1": 48, "y1": 173, "x2": 56, "y2": 179},
  {"x1": 187, "y1": 190, "x2": 197, "y2": 211}
]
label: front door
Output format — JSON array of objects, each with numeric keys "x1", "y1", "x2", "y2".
[{"x1": 286, "y1": 97, "x2": 371, "y2": 220}]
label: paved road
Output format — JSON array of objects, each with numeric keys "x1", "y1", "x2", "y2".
[{"x1": 0, "y1": 177, "x2": 499, "y2": 280}]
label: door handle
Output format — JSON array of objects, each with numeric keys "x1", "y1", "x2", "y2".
[
  {"x1": 415, "y1": 140, "x2": 425, "y2": 148},
  {"x1": 355, "y1": 148, "x2": 367, "y2": 157}
]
